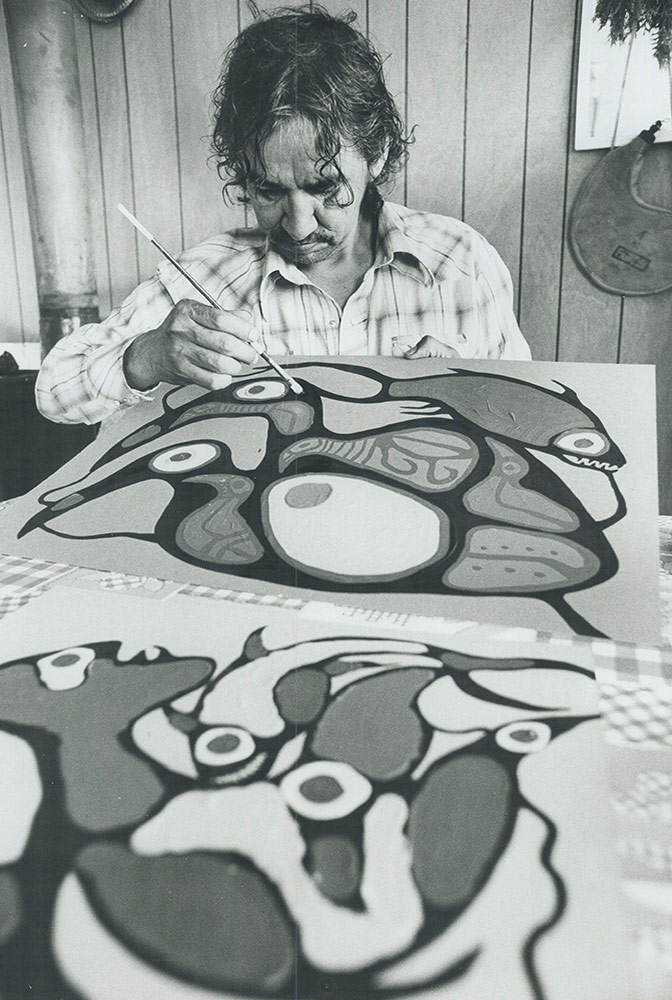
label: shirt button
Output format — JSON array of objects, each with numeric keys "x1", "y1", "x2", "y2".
[{"x1": 328, "y1": 319, "x2": 337, "y2": 328}]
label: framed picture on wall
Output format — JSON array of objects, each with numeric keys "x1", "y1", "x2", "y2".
[{"x1": 575, "y1": 0, "x2": 672, "y2": 150}]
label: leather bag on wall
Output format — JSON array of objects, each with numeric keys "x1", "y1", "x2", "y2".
[{"x1": 569, "y1": 126, "x2": 672, "y2": 295}]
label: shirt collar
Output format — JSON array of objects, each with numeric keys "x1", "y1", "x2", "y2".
[
  {"x1": 258, "y1": 198, "x2": 437, "y2": 315},
  {"x1": 259, "y1": 243, "x2": 313, "y2": 319},
  {"x1": 262, "y1": 243, "x2": 310, "y2": 286},
  {"x1": 374, "y1": 202, "x2": 435, "y2": 287}
]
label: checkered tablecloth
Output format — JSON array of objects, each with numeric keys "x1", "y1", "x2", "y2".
[
  {"x1": 0, "y1": 552, "x2": 77, "y2": 616},
  {"x1": 3, "y1": 546, "x2": 671, "y2": 675}
]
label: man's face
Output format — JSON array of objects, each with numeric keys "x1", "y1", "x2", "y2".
[{"x1": 246, "y1": 117, "x2": 378, "y2": 267}]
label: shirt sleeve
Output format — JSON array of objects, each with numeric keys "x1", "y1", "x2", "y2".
[
  {"x1": 35, "y1": 273, "x2": 176, "y2": 425},
  {"x1": 473, "y1": 238, "x2": 532, "y2": 362}
]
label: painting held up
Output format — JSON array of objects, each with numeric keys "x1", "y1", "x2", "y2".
[
  {"x1": 0, "y1": 585, "x2": 636, "y2": 999},
  {"x1": 0, "y1": 358, "x2": 660, "y2": 641}
]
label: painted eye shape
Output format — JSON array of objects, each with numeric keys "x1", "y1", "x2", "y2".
[
  {"x1": 233, "y1": 380, "x2": 288, "y2": 402},
  {"x1": 280, "y1": 760, "x2": 372, "y2": 820},
  {"x1": 192, "y1": 726, "x2": 256, "y2": 768},
  {"x1": 553, "y1": 430, "x2": 609, "y2": 457},
  {"x1": 495, "y1": 721, "x2": 551, "y2": 754},
  {"x1": 149, "y1": 442, "x2": 220, "y2": 473},
  {"x1": 36, "y1": 646, "x2": 96, "y2": 691}
]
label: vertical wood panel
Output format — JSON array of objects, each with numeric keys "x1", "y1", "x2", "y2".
[
  {"x1": 618, "y1": 145, "x2": 672, "y2": 512},
  {"x1": 556, "y1": 2, "x2": 622, "y2": 365},
  {"x1": 0, "y1": 4, "x2": 38, "y2": 344},
  {"x1": 240, "y1": 0, "x2": 307, "y2": 27},
  {"x1": 556, "y1": 148, "x2": 622, "y2": 362},
  {"x1": 171, "y1": 0, "x2": 244, "y2": 248},
  {"x1": 0, "y1": 101, "x2": 23, "y2": 341},
  {"x1": 620, "y1": 289, "x2": 672, "y2": 513},
  {"x1": 406, "y1": 0, "x2": 467, "y2": 218},
  {"x1": 463, "y1": 0, "x2": 532, "y2": 304},
  {"x1": 519, "y1": 0, "x2": 575, "y2": 360},
  {"x1": 122, "y1": 2, "x2": 181, "y2": 278},
  {"x1": 240, "y1": 2, "x2": 367, "y2": 27},
  {"x1": 73, "y1": 15, "x2": 110, "y2": 317},
  {"x1": 86, "y1": 20, "x2": 139, "y2": 312},
  {"x1": 368, "y1": 0, "x2": 407, "y2": 206},
  {"x1": 319, "y1": 0, "x2": 367, "y2": 29}
]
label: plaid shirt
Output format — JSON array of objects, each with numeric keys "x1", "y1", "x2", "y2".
[{"x1": 36, "y1": 201, "x2": 531, "y2": 424}]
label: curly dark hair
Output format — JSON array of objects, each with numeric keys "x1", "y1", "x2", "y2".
[{"x1": 211, "y1": 3, "x2": 411, "y2": 203}]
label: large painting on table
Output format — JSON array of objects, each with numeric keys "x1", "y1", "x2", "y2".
[
  {"x1": 0, "y1": 586, "x2": 635, "y2": 999},
  {"x1": 0, "y1": 358, "x2": 660, "y2": 640}
]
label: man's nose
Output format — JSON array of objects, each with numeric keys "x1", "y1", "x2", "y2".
[{"x1": 282, "y1": 192, "x2": 318, "y2": 241}]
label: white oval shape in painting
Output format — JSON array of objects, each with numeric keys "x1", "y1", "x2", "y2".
[
  {"x1": 0, "y1": 730, "x2": 42, "y2": 864},
  {"x1": 233, "y1": 379, "x2": 288, "y2": 401},
  {"x1": 495, "y1": 721, "x2": 551, "y2": 754},
  {"x1": 262, "y1": 474, "x2": 450, "y2": 583},
  {"x1": 553, "y1": 429, "x2": 609, "y2": 457},
  {"x1": 193, "y1": 726, "x2": 256, "y2": 768},
  {"x1": 149, "y1": 442, "x2": 220, "y2": 474},
  {"x1": 36, "y1": 646, "x2": 96, "y2": 691},
  {"x1": 281, "y1": 760, "x2": 372, "y2": 820}
]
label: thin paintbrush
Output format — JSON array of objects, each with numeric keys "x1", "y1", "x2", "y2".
[{"x1": 117, "y1": 203, "x2": 303, "y2": 395}]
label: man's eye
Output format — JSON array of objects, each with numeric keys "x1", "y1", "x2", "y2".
[
  {"x1": 251, "y1": 184, "x2": 282, "y2": 202},
  {"x1": 312, "y1": 184, "x2": 340, "y2": 201}
]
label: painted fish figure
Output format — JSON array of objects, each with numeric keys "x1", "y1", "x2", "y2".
[{"x1": 20, "y1": 364, "x2": 627, "y2": 635}]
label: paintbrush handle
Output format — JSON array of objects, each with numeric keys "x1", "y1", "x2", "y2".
[
  {"x1": 151, "y1": 238, "x2": 221, "y2": 311},
  {"x1": 117, "y1": 203, "x2": 302, "y2": 393},
  {"x1": 152, "y1": 240, "x2": 300, "y2": 386}
]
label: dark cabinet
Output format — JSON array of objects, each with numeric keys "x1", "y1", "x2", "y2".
[{"x1": 0, "y1": 372, "x2": 95, "y2": 500}]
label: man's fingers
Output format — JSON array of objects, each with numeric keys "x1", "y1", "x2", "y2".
[
  {"x1": 183, "y1": 301, "x2": 259, "y2": 341},
  {"x1": 182, "y1": 343, "x2": 244, "y2": 378},
  {"x1": 138, "y1": 301, "x2": 262, "y2": 390},
  {"x1": 179, "y1": 359, "x2": 234, "y2": 392},
  {"x1": 189, "y1": 327, "x2": 259, "y2": 366},
  {"x1": 173, "y1": 300, "x2": 261, "y2": 363},
  {"x1": 404, "y1": 336, "x2": 460, "y2": 359}
]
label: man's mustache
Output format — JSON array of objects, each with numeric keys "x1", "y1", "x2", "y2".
[{"x1": 270, "y1": 228, "x2": 334, "y2": 248}]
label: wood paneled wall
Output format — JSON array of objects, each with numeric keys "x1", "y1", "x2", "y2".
[
  {"x1": 2, "y1": 0, "x2": 671, "y2": 507},
  {"x1": 0, "y1": 4, "x2": 38, "y2": 346}
]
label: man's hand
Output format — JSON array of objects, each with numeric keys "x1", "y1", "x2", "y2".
[
  {"x1": 123, "y1": 300, "x2": 261, "y2": 391},
  {"x1": 404, "y1": 336, "x2": 460, "y2": 360}
]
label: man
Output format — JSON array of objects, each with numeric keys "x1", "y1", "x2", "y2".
[{"x1": 36, "y1": 4, "x2": 531, "y2": 425}]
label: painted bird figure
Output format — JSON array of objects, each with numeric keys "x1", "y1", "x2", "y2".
[{"x1": 0, "y1": 630, "x2": 602, "y2": 999}]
